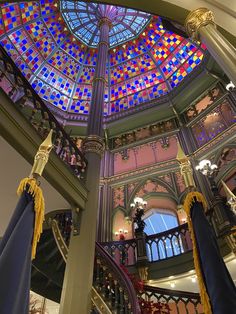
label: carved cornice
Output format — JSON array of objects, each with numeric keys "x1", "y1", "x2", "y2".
[
  {"x1": 185, "y1": 8, "x2": 215, "y2": 41},
  {"x1": 81, "y1": 135, "x2": 105, "y2": 156}
]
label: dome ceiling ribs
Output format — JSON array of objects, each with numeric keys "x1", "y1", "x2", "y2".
[{"x1": 0, "y1": 0, "x2": 206, "y2": 117}]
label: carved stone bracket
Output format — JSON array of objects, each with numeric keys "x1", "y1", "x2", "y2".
[
  {"x1": 185, "y1": 7, "x2": 215, "y2": 41},
  {"x1": 81, "y1": 135, "x2": 105, "y2": 157}
]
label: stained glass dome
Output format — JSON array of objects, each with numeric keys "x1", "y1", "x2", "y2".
[
  {"x1": 0, "y1": 0, "x2": 205, "y2": 117},
  {"x1": 60, "y1": 1, "x2": 151, "y2": 48}
]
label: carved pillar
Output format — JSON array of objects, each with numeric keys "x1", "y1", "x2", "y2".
[
  {"x1": 185, "y1": 8, "x2": 236, "y2": 85},
  {"x1": 135, "y1": 231, "x2": 149, "y2": 281}
]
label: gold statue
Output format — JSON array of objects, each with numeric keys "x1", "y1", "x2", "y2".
[{"x1": 30, "y1": 129, "x2": 53, "y2": 178}]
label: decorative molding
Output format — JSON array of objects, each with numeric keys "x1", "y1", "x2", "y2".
[
  {"x1": 111, "y1": 119, "x2": 177, "y2": 150},
  {"x1": 81, "y1": 135, "x2": 105, "y2": 156},
  {"x1": 185, "y1": 7, "x2": 215, "y2": 41},
  {"x1": 100, "y1": 159, "x2": 179, "y2": 186}
]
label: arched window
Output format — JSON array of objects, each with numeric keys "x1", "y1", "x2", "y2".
[
  {"x1": 143, "y1": 209, "x2": 182, "y2": 261},
  {"x1": 143, "y1": 209, "x2": 178, "y2": 235}
]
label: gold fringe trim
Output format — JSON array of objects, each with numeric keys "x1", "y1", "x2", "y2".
[
  {"x1": 183, "y1": 191, "x2": 212, "y2": 314},
  {"x1": 17, "y1": 178, "x2": 45, "y2": 260}
]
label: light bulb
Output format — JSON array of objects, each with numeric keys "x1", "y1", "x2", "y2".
[{"x1": 170, "y1": 282, "x2": 175, "y2": 288}]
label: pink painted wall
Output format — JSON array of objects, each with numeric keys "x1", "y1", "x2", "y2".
[{"x1": 114, "y1": 136, "x2": 178, "y2": 174}]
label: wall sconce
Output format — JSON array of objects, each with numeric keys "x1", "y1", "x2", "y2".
[{"x1": 115, "y1": 228, "x2": 128, "y2": 240}]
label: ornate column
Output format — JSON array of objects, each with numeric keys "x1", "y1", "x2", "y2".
[
  {"x1": 87, "y1": 17, "x2": 111, "y2": 137},
  {"x1": 185, "y1": 8, "x2": 236, "y2": 85},
  {"x1": 59, "y1": 16, "x2": 110, "y2": 314}
]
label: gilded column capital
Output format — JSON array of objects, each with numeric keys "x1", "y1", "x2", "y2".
[
  {"x1": 98, "y1": 17, "x2": 112, "y2": 29},
  {"x1": 185, "y1": 7, "x2": 215, "y2": 41},
  {"x1": 81, "y1": 135, "x2": 105, "y2": 156}
]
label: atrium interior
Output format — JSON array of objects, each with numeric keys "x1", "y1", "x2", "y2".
[{"x1": 0, "y1": 0, "x2": 235, "y2": 313}]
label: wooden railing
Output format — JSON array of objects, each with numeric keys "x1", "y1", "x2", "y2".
[
  {"x1": 100, "y1": 238, "x2": 137, "y2": 266},
  {"x1": 48, "y1": 211, "x2": 193, "y2": 268},
  {"x1": 145, "y1": 223, "x2": 192, "y2": 262},
  {"x1": 95, "y1": 243, "x2": 141, "y2": 313},
  {"x1": 143, "y1": 285, "x2": 203, "y2": 314},
  {"x1": 50, "y1": 212, "x2": 201, "y2": 313},
  {"x1": 52, "y1": 219, "x2": 141, "y2": 313},
  {"x1": 0, "y1": 45, "x2": 87, "y2": 179}
]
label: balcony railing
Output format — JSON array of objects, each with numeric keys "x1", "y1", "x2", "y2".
[
  {"x1": 50, "y1": 212, "x2": 200, "y2": 313},
  {"x1": 146, "y1": 223, "x2": 192, "y2": 262},
  {"x1": 143, "y1": 285, "x2": 203, "y2": 314},
  {"x1": 0, "y1": 45, "x2": 87, "y2": 179},
  {"x1": 48, "y1": 211, "x2": 192, "y2": 268},
  {"x1": 100, "y1": 238, "x2": 138, "y2": 266}
]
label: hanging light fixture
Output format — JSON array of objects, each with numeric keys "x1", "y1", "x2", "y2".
[{"x1": 195, "y1": 159, "x2": 218, "y2": 176}]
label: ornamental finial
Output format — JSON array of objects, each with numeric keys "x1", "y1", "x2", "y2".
[
  {"x1": 185, "y1": 7, "x2": 215, "y2": 41},
  {"x1": 176, "y1": 142, "x2": 196, "y2": 188},
  {"x1": 30, "y1": 129, "x2": 53, "y2": 178}
]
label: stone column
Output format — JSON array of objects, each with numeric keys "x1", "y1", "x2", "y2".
[
  {"x1": 185, "y1": 8, "x2": 236, "y2": 86},
  {"x1": 59, "y1": 17, "x2": 110, "y2": 314}
]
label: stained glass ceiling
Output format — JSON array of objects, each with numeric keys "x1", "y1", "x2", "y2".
[{"x1": 0, "y1": 1, "x2": 205, "y2": 117}]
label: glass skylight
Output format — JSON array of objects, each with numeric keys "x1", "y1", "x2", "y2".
[{"x1": 60, "y1": 1, "x2": 151, "y2": 48}]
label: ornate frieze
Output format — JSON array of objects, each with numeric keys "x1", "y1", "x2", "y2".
[
  {"x1": 111, "y1": 118, "x2": 177, "y2": 149},
  {"x1": 184, "y1": 84, "x2": 224, "y2": 122}
]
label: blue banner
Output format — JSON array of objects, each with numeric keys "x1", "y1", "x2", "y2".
[{"x1": 0, "y1": 190, "x2": 35, "y2": 314}]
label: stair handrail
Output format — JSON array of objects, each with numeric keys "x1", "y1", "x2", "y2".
[
  {"x1": 143, "y1": 284, "x2": 202, "y2": 313},
  {"x1": 52, "y1": 219, "x2": 141, "y2": 313},
  {"x1": 51, "y1": 219, "x2": 112, "y2": 314},
  {"x1": 0, "y1": 45, "x2": 87, "y2": 179},
  {"x1": 143, "y1": 284, "x2": 201, "y2": 300},
  {"x1": 95, "y1": 242, "x2": 141, "y2": 313}
]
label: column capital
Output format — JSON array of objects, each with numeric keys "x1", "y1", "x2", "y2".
[
  {"x1": 81, "y1": 135, "x2": 105, "y2": 156},
  {"x1": 185, "y1": 7, "x2": 215, "y2": 41},
  {"x1": 98, "y1": 17, "x2": 112, "y2": 29}
]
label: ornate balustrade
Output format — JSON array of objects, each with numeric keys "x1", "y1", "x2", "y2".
[
  {"x1": 51, "y1": 218, "x2": 141, "y2": 313},
  {"x1": 0, "y1": 45, "x2": 87, "y2": 179},
  {"x1": 49, "y1": 211, "x2": 192, "y2": 267},
  {"x1": 143, "y1": 285, "x2": 203, "y2": 314},
  {"x1": 146, "y1": 223, "x2": 192, "y2": 262},
  {"x1": 100, "y1": 239, "x2": 137, "y2": 266},
  {"x1": 95, "y1": 243, "x2": 141, "y2": 313},
  {"x1": 47, "y1": 212, "x2": 203, "y2": 312}
]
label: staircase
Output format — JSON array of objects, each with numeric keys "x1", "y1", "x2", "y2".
[{"x1": 31, "y1": 211, "x2": 204, "y2": 313}]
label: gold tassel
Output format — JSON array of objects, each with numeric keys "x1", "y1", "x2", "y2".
[
  {"x1": 183, "y1": 191, "x2": 212, "y2": 314},
  {"x1": 17, "y1": 177, "x2": 45, "y2": 260}
]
